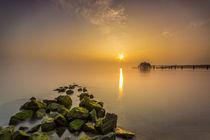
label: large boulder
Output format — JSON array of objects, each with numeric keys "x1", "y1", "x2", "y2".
[
  {"x1": 35, "y1": 108, "x2": 46, "y2": 119},
  {"x1": 20, "y1": 100, "x2": 46, "y2": 111},
  {"x1": 95, "y1": 113, "x2": 117, "y2": 134},
  {"x1": 54, "y1": 114, "x2": 67, "y2": 127},
  {"x1": 0, "y1": 126, "x2": 14, "y2": 140},
  {"x1": 56, "y1": 95, "x2": 72, "y2": 109},
  {"x1": 41, "y1": 118, "x2": 56, "y2": 132},
  {"x1": 115, "y1": 127, "x2": 135, "y2": 139},
  {"x1": 82, "y1": 122, "x2": 97, "y2": 133},
  {"x1": 13, "y1": 130, "x2": 30, "y2": 140},
  {"x1": 67, "y1": 107, "x2": 89, "y2": 120},
  {"x1": 79, "y1": 97, "x2": 102, "y2": 111},
  {"x1": 69, "y1": 119, "x2": 85, "y2": 131},
  {"x1": 9, "y1": 110, "x2": 33, "y2": 125}
]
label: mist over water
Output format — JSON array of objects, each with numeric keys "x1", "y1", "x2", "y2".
[{"x1": 0, "y1": 62, "x2": 210, "y2": 140}]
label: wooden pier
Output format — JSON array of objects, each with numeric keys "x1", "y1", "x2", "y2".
[{"x1": 152, "y1": 65, "x2": 210, "y2": 70}]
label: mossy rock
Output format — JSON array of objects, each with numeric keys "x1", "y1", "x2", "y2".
[
  {"x1": 78, "y1": 88, "x2": 82, "y2": 92},
  {"x1": 89, "y1": 109, "x2": 97, "y2": 123},
  {"x1": 56, "y1": 95, "x2": 72, "y2": 109},
  {"x1": 47, "y1": 103, "x2": 63, "y2": 112},
  {"x1": 79, "y1": 136, "x2": 90, "y2": 140},
  {"x1": 67, "y1": 107, "x2": 89, "y2": 120},
  {"x1": 83, "y1": 88, "x2": 88, "y2": 92},
  {"x1": 0, "y1": 126, "x2": 14, "y2": 140},
  {"x1": 30, "y1": 132, "x2": 49, "y2": 140},
  {"x1": 54, "y1": 87, "x2": 67, "y2": 93},
  {"x1": 35, "y1": 108, "x2": 46, "y2": 119},
  {"x1": 96, "y1": 108, "x2": 105, "y2": 118},
  {"x1": 27, "y1": 124, "x2": 41, "y2": 133},
  {"x1": 43, "y1": 99, "x2": 57, "y2": 106},
  {"x1": 82, "y1": 122, "x2": 97, "y2": 133},
  {"x1": 91, "y1": 132, "x2": 116, "y2": 140},
  {"x1": 56, "y1": 127, "x2": 66, "y2": 137},
  {"x1": 95, "y1": 113, "x2": 118, "y2": 134},
  {"x1": 79, "y1": 97, "x2": 102, "y2": 111},
  {"x1": 54, "y1": 114, "x2": 67, "y2": 127},
  {"x1": 41, "y1": 118, "x2": 56, "y2": 132},
  {"x1": 9, "y1": 110, "x2": 33, "y2": 125},
  {"x1": 57, "y1": 106, "x2": 69, "y2": 116},
  {"x1": 13, "y1": 130, "x2": 30, "y2": 140},
  {"x1": 69, "y1": 119, "x2": 85, "y2": 131},
  {"x1": 20, "y1": 100, "x2": 46, "y2": 111},
  {"x1": 114, "y1": 127, "x2": 135, "y2": 139}
]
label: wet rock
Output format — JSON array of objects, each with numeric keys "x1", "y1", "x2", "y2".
[
  {"x1": 35, "y1": 108, "x2": 46, "y2": 119},
  {"x1": 13, "y1": 130, "x2": 30, "y2": 140},
  {"x1": 79, "y1": 97, "x2": 102, "y2": 111},
  {"x1": 95, "y1": 113, "x2": 117, "y2": 134},
  {"x1": 69, "y1": 119, "x2": 85, "y2": 131},
  {"x1": 56, "y1": 95, "x2": 72, "y2": 109},
  {"x1": 91, "y1": 132, "x2": 116, "y2": 140},
  {"x1": 67, "y1": 107, "x2": 89, "y2": 120},
  {"x1": 47, "y1": 103, "x2": 63, "y2": 112},
  {"x1": 89, "y1": 94, "x2": 94, "y2": 99},
  {"x1": 79, "y1": 136, "x2": 90, "y2": 140},
  {"x1": 97, "y1": 108, "x2": 105, "y2": 118},
  {"x1": 98, "y1": 102, "x2": 104, "y2": 107},
  {"x1": 83, "y1": 122, "x2": 97, "y2": 133},
  {"x1": 66, "y1": 90, "x2": 74, "y2": 95},
  {"x1": 30, "y1": 97, "x2": 36, "y2": 101},
  {"x1": 54, "y1": 87, "x2": 67, "y2": 93},
  {"x1": 69, "y1": 85, "x2": 75, "y2": 89},
  {"x1": 56, "y1": 127, "x2": 66, "y2": 137},
  {"x1": 89, "y1": 109, "x2": 97, "y2": 123},
  {"x1": 20, "y1": 100, "x2": 46, "y2": 111},
  {"x1": 27, "y1": 124, "x2": 41, "y2": 133},
  {"x1": 19, "y1": 126, "x2": 29, "y2": 131},
  {"x1": 9, "y1": 110, "x2": 33, "y2": 125},
  {"x1": 43, "y1": 99, "x2": 57, "y2": 105},
  {"x1": 30, "y1": 132, "x2": 49, "y2": 140},
  {"x1": 57, "y1": 106, "x2": 69, "y2": 116},
  {"x1": 0, "y1": 126, "x2": 14, "y2": 140},
  {"x1": 54, "y1": 114, "x2": 67, "y2": 127},
  {"x1": 41, "y1": 118, "x2": 56, "y2": 132},
  {"x1": 78, "y1": 93, "x2": 90, "y2": 100},
  {"x1": 115, "y1": 127, "x2": 135, "y2": 139}
]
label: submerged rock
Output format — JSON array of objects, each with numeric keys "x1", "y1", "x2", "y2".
[
  {"x1": 115, "y1": 127, "x2": 135, "y2": 139},
  {"x1": 69, "y1": 119, "x2": 85, "y2": 131},
  {"x1": 9, "y1": 110, "x2": 33, "y2": 125},
  {"x1": 95, "y1": 113, "x2": 118, "y2": 134},
  {"x1": 35, "y1": 108, "x2": 46, "y2": 119},
  {"x1": 79, "y1": 97, "x2": 102, "y2": 111},
  {"x1": 56, "y1": 95, "x2": 72, "y2": 109},
  {"x1": 67, "y1": 107, "x2": 89, "y2": 120},
  {"x1": 41, "y1": 118, "x2": 56, "y2": 132},
  {"x1": 0, "y1": 126, "x2": 14, "y2": 140},
  {"x1": 54, "y1": 114, "x2": 67, "y2": 127},
  {"x1": 27, "y1": 124, "x2": 41, "y2": 133},
  {"x1": 13, "y1": 130, "x2": 30, "y2": 140}
]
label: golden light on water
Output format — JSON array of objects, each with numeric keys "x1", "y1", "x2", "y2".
[{"x1": 119, "y1": 68, "x2": 123, "y2": 89}]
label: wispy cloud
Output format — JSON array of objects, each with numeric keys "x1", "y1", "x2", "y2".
[
  {"x1": 189, "y1": 18, "x2": 210, "y2": 28},
  {"x1": 53, "y1": 0, "x2": 127, "y2": 34}
]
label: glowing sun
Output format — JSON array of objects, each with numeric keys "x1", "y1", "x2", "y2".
[{"x1": 119, "y1": 55, "x2": 124, "y2": 60}]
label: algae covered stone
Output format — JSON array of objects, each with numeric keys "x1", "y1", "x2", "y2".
[
  {"x1": 79, "y1": 97, "x2": 102, "y2": 111},
  {"x1": 57, "y1": 106, "x2": 69, "y2": 116},
  {"x1": 0, "y1": 126, "x2": 14, "y2": 140},
  {"x1": 96, "y1": 108, "x2": 105, "y2": 118},
  {"x1": 95, "y1": 113, "x2": 117, "y2": 134},
  {"x1": 54, "y1": 114, "x2": 67, "y2": 127},
  {"x1": 47, "y1": 103, "x2": 63, "y2": 112},
  {"x1": 9, "y1": 110, "x2": 33, "y2": 125},
  {"x1": 69, "y1": 119, "x2": 85, "y2": 131},
  {"x1": 30, "y1": 132, "x2": 49, "y2": 140},
  {"x1": 20, "y1": 100, "x2": 46, "y2": 111},
  {"x1": 83, "y1": 122, "x2": 97, "y2": 133},
  {"x1": 89, "y1": 109, "x2": 97, "y2": 123},
  {"x1": 35, "y1": 108, "x2": 46, "y2": 119},
  {"x1": 79, "y1": 136, "x2": 90, "y2": 140},
  {"x1": 27, "y1": 124, "x2": 41, "y2": 133},
  {"x1": 41, "y1": 118, "x2": 56, "y2": 132},
  {"x1": 67, "y1": 107, "x2": 89, "y2": 120},
  {"x1": 13, "y1": 130, "x2": 30, "y2": 140},
  {"x1": 56, "y1": 95, "x2": 72, "y2": 109},
  {"x1": 115, "y1": 127, "x2": 135, "y2": 139},
  {"x1": 91, "y1": 132, "x2": 116, "y2": 140}
]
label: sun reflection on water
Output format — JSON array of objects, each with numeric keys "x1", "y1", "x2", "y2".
[{"x1": 119, "y1": 68, "x2": 123, "y2": 99}]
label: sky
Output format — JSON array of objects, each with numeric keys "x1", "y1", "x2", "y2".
[{"x1": 0, "y1": 0, "x2": 210, "y2": 65}]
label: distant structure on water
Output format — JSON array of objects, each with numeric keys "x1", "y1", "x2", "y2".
[{"x1": 138, "y1": 62, "x2": 152, "y2": 71}]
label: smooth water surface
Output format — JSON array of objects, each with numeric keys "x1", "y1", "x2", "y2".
[{"x1": 0, "y1": 63, "x2": 210, "y2": 140}]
